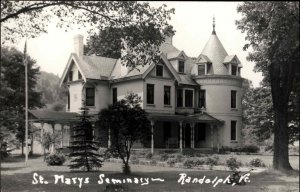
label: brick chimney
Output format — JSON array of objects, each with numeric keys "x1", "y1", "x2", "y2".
[{"x1": 73, "y1": 34, "x2": 83, "y2": 58}]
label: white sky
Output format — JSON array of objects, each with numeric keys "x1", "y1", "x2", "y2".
[{"x1": 13, "y1": 1, "x2": 263, "y2": 87}]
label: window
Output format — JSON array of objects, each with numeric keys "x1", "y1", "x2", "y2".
[
  {"x1": 164, "y1": 86, "x2": 171, "y2": 105},
  {"x1": 199, "y1": 90, "x2": 206, "y2": 108},
  {"x1": 177, "y1": 89, "x2": 183, "y2": 107},
  {"x1": 69, "y1": 71, "x2": 73, "y2": 81},
  {"x1": 238, "y1": 68, "x2": 241, "y2": 76},
  {"x1": 231, "y1": 121, "x2": 237, "y2": 141},
  {"x1": 156, "y1": 65, "x2": 163, "y2": 77},
  {"x1": 198, "y1": 64, "x2": 205, "y2": 75},
  {"x1": 178, "y1": 60, "x2": 185, "y2": 73},
  {"x1": 231, "y1": 65, "x2": 237, "y2": 76},
  {"x1": 185, "y1": 90, "x2": 193, "y2": 107},
  {"x1": 67, "y1": 93, "x2": 70, "y2": 110},
  {"x1": 112, "y1": 88, "x2": 117, "y2": 104},
  {"x1": 86, "y1": 88, "x2": 95, "y2": 106},
  {"x1": 231, "y1": 90, "x2": 237, "y2": 108},
  {"x1": 78, "y1": 71, "x2": 82, "y2": 79},
  {"x1": 147, "y1": 84, "x2": 154, "y2": 104}
]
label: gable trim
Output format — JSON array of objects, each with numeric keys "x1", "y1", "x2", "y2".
[{"x1": 59, "y1": 54, "x2": 87, "y2": 87}]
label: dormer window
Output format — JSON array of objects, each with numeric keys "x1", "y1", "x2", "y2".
[
  {"x1": 198, "y1": 64, "x2": 205, "y2": 75},
  {"x1": 69, "y1": 71, "x2": 73, "y2": 81},
  {"x1": 178, "y1": 60, "x2": 184, "y2": 73},
  {"x1": 156, "y1": 64, "x2": 163, "y2": 77},
  {"x1": 231, "y1": 65, "x2": 237, "y2": 76}
]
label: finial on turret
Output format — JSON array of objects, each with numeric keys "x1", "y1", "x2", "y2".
[{"x1": 212, "y1": 16, "x2": 216, "y2": 35}]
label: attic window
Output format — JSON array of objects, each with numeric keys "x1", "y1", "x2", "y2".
[
  {"x1": 69, "y1": 71, "x2": 73, "y2": 81},
  {"x1": 178, "y1": 60, "x2": 184, "y2": 73},
  {"x1": 78, "y1": 71, "x2": 82, "y2": 79},
  {"x1": 156, "y1": 64, "x2": 163, "y2": 77}
]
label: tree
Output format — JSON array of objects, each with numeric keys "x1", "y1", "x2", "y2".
[
  {"x1": 0, "y1": 46, "x2": 44, "y2": 155},
  {"x1": 236, "y1": 2, "x2": 299, "y2": 171},
  {"x1": 1, "y1": 1, "x2": 174, "y2": 69},
  {"x1": 68, "y1": 104, "x2": 103, "y2": 172},
  {"x1": 98, "y1": 93, "x2": 151, "y2": 174}
]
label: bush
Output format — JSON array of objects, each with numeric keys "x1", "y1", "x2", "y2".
[
  {"x1": 130, "y1": 156, "x2": 139, "y2": 164},
  {"x1": 174, "y1": 154, "x2": 184, "y2": 162},
  {"x1": 45, "y1": 153, "x2": 66, "y2": 166},
  {"x1": 145, "y1": 152, "x2": 153, "y2": 160},
  {"x1": 183, "y1": 158, "x2": 195, "y2": 168},
  {"x1": 150, "y1": 159, "x2": 157, "y2": 166},
  {"x1": 249, "y1": 158, "x2": 266, "y2": 167},
  {"x1": 193, "y1": 157, "x2": 206, "y2": 166},
  {"x1": 205, "y1": 155, "x2": 219, "y2": 166},
  {"x1": 166, "y1": 158, "x2": 176, "y2": 167},
  {"x1": 226, "y1": 157, "x2": 242, "y2": 171},
  {"x1": 182, "y1": 149, "x2": 197, "y2": 157},
  {"x1": 242, "y1": 145, "x2": 259, "y2": 153},
  {"x1": 160, "y1": 153, "x2": 169, "y2": 161}
]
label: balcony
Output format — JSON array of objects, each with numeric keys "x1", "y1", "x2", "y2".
[{"x1": 175, "y1": 107, "x2": 206, "y2": 115}]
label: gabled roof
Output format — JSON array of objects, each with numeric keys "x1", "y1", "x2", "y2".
[
  {"x1": 166, "y1": 50, "x2": 188, "y2": 60},
  {"x1": 178, "y1": 74, "x2": 198, "y2": 86},
  {"x1": 223, "y1": 55, "x2": 243, "y2": 67},
  {"x1": 60, "y1": 54, "x2": 117, "y2": 86},
  {"x1": 196, "y1": 54, "x2": 212, "y2": 64}
]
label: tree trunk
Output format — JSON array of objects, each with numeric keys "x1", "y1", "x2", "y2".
[{"x1": 273, "y1": 108, "x2": 293, "y2": 171}]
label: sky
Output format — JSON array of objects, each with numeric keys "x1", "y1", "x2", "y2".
[{"x1": 13, "y1": 1, "x2": 263, "y2": 87}]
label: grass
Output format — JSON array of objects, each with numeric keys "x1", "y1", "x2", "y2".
[{"x1": 1, "y1": 155, "x2": 299, "y2": 192}]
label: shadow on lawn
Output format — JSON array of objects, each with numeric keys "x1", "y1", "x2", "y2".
[{"x1": 2, "y1": 154, "x2": 42, "y2": 163}]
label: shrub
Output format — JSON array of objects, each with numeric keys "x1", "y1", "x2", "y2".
[
  {"x1": 249, "y1": 158, "x2": 266, "y2": 167},
  {"x1": 193, "y1": 157, "x2": 206, "y2": 166},
  {"x1": 205, "y1": 155, "x2": 219, "y2": 166},
  {"x1": 46, "y1": 153, "x2": 66, "y2": 166},
  {"x1": 166, "y1": 158, "x2": 176, "y2": 167},
  {"x1": 174, "y1": 154, "x2": 184, "y2": 162},
  {"x1": 182, "y1": 149, "x2": 197, "y2": 157},
  {"x1": 150, "y1": 159, "x2": 157, "y2": 166},
  {"x1": 242, "y1": 145, "x2": 259, "y2": 153},
  {"x1": 130, "y1": 156, "x2": 139, "y2": 164},
  {"x1": 145, "y1": 152, "x2": 153, "y2": 160},
  {"x1": 160, "y1": 153, "x2": 169, "y2": 161},
  {"x1": 183, "y1": 158, "x2": 195, "y2": 168},
  {"x1": 226, "y1": 157, "x2": 242, "y2": 171}
]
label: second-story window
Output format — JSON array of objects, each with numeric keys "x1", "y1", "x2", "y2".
[
  {"x1": 185, "y1": 90, "x2": 193, "y2": 107},
  {"x1": 231, "y1": 90, "x2": 237, "y2": 108},
  {"x1": 164, "y1": 86, "x2": 171, "y2": 105},
  {"x1": 198, "y1": 64, "x2": 205, "y2": 75},
  {"x1": 156, "y1": 64, "x2": 163, "y2": 77},
  {"x1": 178, "y1": 60, "x2": 185, "y2": 73},
  {"x1": 86, "y1": 88, "x2": 95, "y2": 106},
  {"x1": 69, "y1": 71, "x2": 73, "y2": 81},
  {"x1": 177, "y1": 89, "x2": 183, "y2": 107},
  {"x1": 78, "y1": 71, "x2": 82, "y2": 80},
  {"x1": 67, "y1": 92, "x2": 70, "y2": 110},
  {"x1": 199, "y1": 90, "x2": 206, "y2": 108},
  {"x1": 113, "y1": 88, "x2": 117, "y2": 104},
  {"x1": 147, "y1": 84, "x2": 154, "y2": 104}
]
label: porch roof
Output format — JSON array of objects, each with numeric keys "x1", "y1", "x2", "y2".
[
  {"x1": 29, "y1": 110, "x2": 79, "y2": 123},
  {"x1": 147, "y1": 112, "x2": 223, "y2": 124}
]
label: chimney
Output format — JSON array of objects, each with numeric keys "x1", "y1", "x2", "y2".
[
  {"x1": 164, "y1": 35, "x2": 173, "y2": 45},
  {"x1": 73, "y1": 34, "x2": 83, "y2": 58}
]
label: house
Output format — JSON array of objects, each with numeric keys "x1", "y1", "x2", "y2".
[{"x1": 30, "y1": 19, "x2": 245, "y2": 154}]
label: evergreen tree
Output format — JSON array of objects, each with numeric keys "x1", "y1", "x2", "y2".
[{"x1": 68, "y1": 104, "x2": 103, "y2": 171}]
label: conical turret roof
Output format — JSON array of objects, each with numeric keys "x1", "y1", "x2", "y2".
[{"x1": 198, "y1": 18, "x2": 229, "y2": 75}]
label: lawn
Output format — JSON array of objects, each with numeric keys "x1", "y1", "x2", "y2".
[{"x1": 1, "y1": 155, "x2": 299, "y2": 192}]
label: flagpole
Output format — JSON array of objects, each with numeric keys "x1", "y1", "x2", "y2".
[{"x1": 24, "y1": 39, "x2": 28, "y2": 165}]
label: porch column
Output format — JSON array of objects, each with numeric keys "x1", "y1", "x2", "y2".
[
  {"x1": 179, "y1": 121, "x2": 183, "y2": 153},
  {"x1": 210, "y1": 124, "x2": 214, "y2": 149},
  {"x1": 61, "y1": 124, "x2": 64, "y2": 148},
  {"x1": 151, "y1": 121, "x2": 155, "y2": 154},
  {"x1": 191, "y1": 123, "x2": 195, "y2": 149},
  {"x1": 51, "y1": 123, "x2": 55, "y2": 153},
  {"x1": 108, "y1": 126, "x2": 111, "y2": 148},
  {"x1": 217, "y1": 125, "x2": 220, "y2": 152}
]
